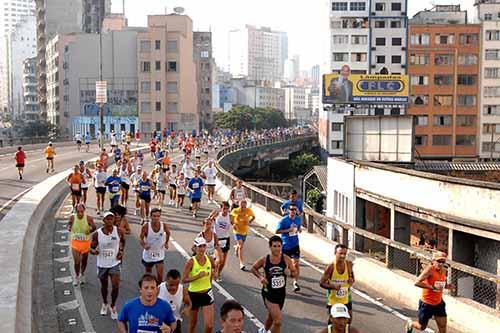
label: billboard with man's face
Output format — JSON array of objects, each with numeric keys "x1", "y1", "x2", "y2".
[{"x1": 323, "y1": 65, "x2": 409, "y2": 105}]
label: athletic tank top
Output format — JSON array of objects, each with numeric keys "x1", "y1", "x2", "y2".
[
  {"x1": 96, "y1": 226, "x2": 121, "y2": 268},
  {"x1": 263, "y1": 255, "x2": 287, "y2": 295},
  {"x1": 177, "y1": 178, "x2": 186, "y2": 194},
  {"x1": 327, "y1": 324, "x2": 350, "y2": 333},
  {"x1": 142, "y1": 222, "x2": 166, "y2": 262},
  {"x1": 81, "y1": 168, "x2": 90, "y2": 189},
  {"x1": 159, "y1": 283, "x2": 184, "y2": 320},
  {"x1": 421, "y1": 266, "x2": 446, "y2": 305},
  {"x1": 188, "y1": 255, "x2": 212, "y2": 292},
  {"x1": 71, "y1": 214, "x2": 90, "y2": 241},
  {"x1": 214, "y1": 213, "x2": 231, "y2": 239},
  {"x1": 169, "y1": 170, "x2": 178, "y2": 184},
  {"x1": 199, "y1": 231, "x2": 216, "y2": 257},
  {"x1": 157, "y1": 173, "x2": 167, "y2": 190},
  {"x1": 233, "y1": 187, "x2": 246, "y2": 201},
  {"x1": 119, "y1": 168, "x2": 130, "y2": 184},
  {"x1": 327, "y1": 262, "x2": 350, "y2": 305}
]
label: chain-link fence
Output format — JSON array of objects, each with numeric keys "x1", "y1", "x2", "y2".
[{"x1": 215, "y1": 136, "x2": 500, "y2": 312}]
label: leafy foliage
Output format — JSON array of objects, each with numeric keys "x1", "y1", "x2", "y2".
[
  {"x1": 214, "y1": 105, "x2": 288, "y2": 130},
  {"x1": 290, "y1": 153, "x2": 320, "y2": 175},
  {"x1": 306, "y1": 188, "x2": 324, "y2": 213},
  {"x1": 13, "y1": 119, "x2": 58, "y2": 138}
]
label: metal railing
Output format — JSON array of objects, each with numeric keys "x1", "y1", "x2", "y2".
[
  {"x1": 0, "y1": 135, "x2": 73, "y2": 148},
  {"x1": 215, "y1": 136, "x2": 500, "y2": 312}
]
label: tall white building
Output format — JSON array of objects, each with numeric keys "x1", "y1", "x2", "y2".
[
  {"x1": 22, "y1": 57, "x2": 38, "y2": 121},
  {"x1": 6, "y1": 14, "x2": 36, "y2": 120},
  {"x1": 0, "y1": 0, "x2": 36, "y2": 114},
  {"x1": 477, "y1": 0, "x2": 500, "y2": 159},
  {"x1": 284, "y1": 85, "x2": 310, "y2": 124},
  {"x1": 321, "y1": 0, "x2": 408, "y2": 157},
  {"x1": 228, "y1": 25, "x2": 288, "y2": 82},
  {"x1": 285, "y1": 54, "x2": 300, "y2": 82}
]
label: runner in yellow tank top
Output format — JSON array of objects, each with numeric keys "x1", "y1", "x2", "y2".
[
  {"x1": 320, "y1": 244, "x2": 355, "y2": 324},
  {"x1": 182, "y1": 237, "x2": 218, "y2": 333},
  {"x1": 67, "y1": 203, "x2": 96, "y2": 286}
]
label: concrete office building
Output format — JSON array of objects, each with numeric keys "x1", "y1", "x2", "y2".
[
  {"x1": 46, "y1": 27, "x2": 142, "y2": 135},
  {"x1": 284, "y1": 54, "x2": 300, "y2": 83},
  {"x1": 284, "y1": 85, "x2": 310, "y2": 124},
  {"x1": 0, "y1": 0, "x2": 36, "y2": 114},
  {"x1": 36, "y1": 0, "x2": 110, "y2": 120},
  {"x1": 137, "y1": 15, "x2": 198, "y2": 133},
  {"x1": 6, "y1": 14, "x2": 36, "y2": 121},
  {"x1": 476, "y1": 0, "x2": 500, "y2": 159},
  {"x1": 409, "y1": 6, "x2": 480, "y2": 159},
  {"x1": 193, "y1": 31, "x2": 215, "y2": 130},
  {"x1": 311, "y1": 64, "x2": 321, "y2": 88},
  {"x1": 230, "y1": 78, "x2": 285, "y2": 112},
  {"x1": 22, "y1": 57, "x2": 38, "y2": 121},
  {"x1": 228, "y1": 25, "x2": 288, "y2": 82}
]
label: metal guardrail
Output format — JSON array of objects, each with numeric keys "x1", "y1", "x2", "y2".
[
  {"x1": 215, "y1": 135, "x2": 500, "y2": 312},
  {"x1": 0, "y1": 136, "x2": 73, "y2": 148}
]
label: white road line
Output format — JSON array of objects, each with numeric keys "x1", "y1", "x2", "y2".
[
  {"x1": 248, "y1": 226, "x2": 435, "y2": 333},
  {"x1": 0, "y1": 187, "x2": 32, "y2": 215},
  {"x1": 170, "y1": 237, "x2": 265, "y2": 330}
]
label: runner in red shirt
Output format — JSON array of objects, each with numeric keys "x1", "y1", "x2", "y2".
[
  {"x1": 149, "y1": 139, "x2": 157, "y2": 160},
  {"x1": 14, "y1": 146, "x2": 26, "y2": 180}
]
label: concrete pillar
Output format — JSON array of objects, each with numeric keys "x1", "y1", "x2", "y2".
[
  {"x1": 497, "y1": 259, "x2": 500, "y2": 311},
  {"x1": 386, "y1": 205, "x2": 396, "y2": 268},
  {"x1": 448, "y1": 230, "x2": 458, "y2": 296}
]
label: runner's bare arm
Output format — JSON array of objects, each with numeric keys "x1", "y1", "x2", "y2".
[
  {"x1": 320, "y1": 264, "x2": 338, "y2": 290},
  {"x1": 163, "y1": 223, "x2": 171, "y2": 249},
  {"x1": 67, "y1": 215, "x2": 74, "y2": 231},
  {"x1": 117, "y1": 229, "x2": 126, "y2": 260},
  {"x1": 117, "y1": 321, "x2": 128, "y2": 333},
  {"x1": 251, "y1": 257, "x2": 267, "y2": 285},
  {"x1": 87, "y1": 216, "x2": 97, "y2": 233},
  {"x1": 90, "y1": 232, "x2": 99, "y2": 255},
  {"x1": 182, "y1": 259, "x2": 200, "y2": 283},
  {"x1": 139, "y1": 223, "x2": 148, "y2": 249},
  {"x1": 209, "y1": 256, "x2": 218, "y2": 280},
  {"x1": 415, "y1": 265, "x2": 435, "y2": 290},
  {"x1": 347, "y1": 260, "x2": 355, "y2": 286}
]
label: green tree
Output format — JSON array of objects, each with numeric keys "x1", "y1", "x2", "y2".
[
  {"x1": 290, "y1": 153, "x2": 320, "y2": 175},
  {"x1": 13, "y1": 119, "x2": 57, "y2": 138},
  {"x1": 306, "y1": 188, "x2": 324, "y2": 213},
  {"x1": 214, "y1": 105, "x2": 288, "y2": 130}
]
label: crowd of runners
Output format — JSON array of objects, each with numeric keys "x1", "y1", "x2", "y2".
[{"x1": 15, "y1": 126, "x2": 452, "y2": 333}]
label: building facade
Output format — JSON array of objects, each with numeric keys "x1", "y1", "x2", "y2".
[
  {"x1": 284, "y1": 85, "x2": 310, "y2": 124},
  {"x1": 22, "y1": 57, "x2": 38, "y2": 121},
  {"x1": 409, "y1": 8, "x2": 480, "y2": 159},
  {"x1": 477, "y1": 1, "x2": 500, "y2": 159},
  {"x1": 137, "y1": 15, "x2": 198, "y2": 134},
  {"x1": 6, "y1": 14, "x2": 36, "y2": 121},
  {"x1": 193, "y1": 31, "x2": 215, "y2": 130},
  {"x1": 228, "y1": 25, "x2": 288, "y2": 82},
  {"x1": 0, "y1": 0, "x2": 36, "y2": 114}
]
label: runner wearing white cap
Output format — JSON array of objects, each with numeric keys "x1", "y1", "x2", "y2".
[{"x1": 315, "y1": 304, "x2": 359, "y2": 333}]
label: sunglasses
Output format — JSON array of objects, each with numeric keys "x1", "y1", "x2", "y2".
[
  {"x1": 436, "y1": 260, "x2": 446, "y2": 264},
  {"x1": 289, "y1": 208, "x2": 297, "y2": 211}
]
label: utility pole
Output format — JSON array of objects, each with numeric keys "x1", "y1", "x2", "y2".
[{"x1": 98, "y1": 4, "x2": 104, "y2": 150}]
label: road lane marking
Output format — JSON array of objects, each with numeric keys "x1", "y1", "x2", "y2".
[
  {"x1": 248, "y1": 226, "x2": 435, "y2": 333},
  {"x1": 170, "y1": 236, "x2": 266, "y2": 331}
]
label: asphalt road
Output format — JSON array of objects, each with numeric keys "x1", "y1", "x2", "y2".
[{"x1": 42, "y1": 153, "x2": 460, "y2": 333}]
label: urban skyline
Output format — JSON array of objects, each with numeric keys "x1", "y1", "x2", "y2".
[{"x1": 113, "y1": 0, "x2": 475, "y2": 71}]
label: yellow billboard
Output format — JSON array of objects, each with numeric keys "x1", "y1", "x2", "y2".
[{"x1": 323, "y1": 71, "x2": 409, "y2": 105}]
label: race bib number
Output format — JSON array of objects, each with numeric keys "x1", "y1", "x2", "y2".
[
  {"x1": 148, "y1": 250, "x2": 163, "y2": 260},
  {"x1": 141, "y1": 185, "x2": 150, "y2": 191},
  {"x1": 112, "y1": 186, "x2": 120, "y2": 192},
  {"x1": 71, "y1": 184, "x2": 80, "y2": 191},
  {"x1": 336, "y1": 287, "x2": 348, "y2": 298},
  {"x1": 169, "y1": 300, "x2": 177, "y2": 312},
  {"x1": 192, "y1": 183, "x2": 199, "y2": 189},
  {"x1": 219, "y1": 239, "x2": 228, "y2": 248},
  {"x1": 102, "y1": 249, "x2": 115, "y2": 258},
  {"x1": 434, "y1": 281, "x2": 446, "y2": 291},
  {"x1": 137, "y1": 330, "x2": 156, "y2": 333},
  {"x1": 73, "y1": 233, "x2": 86, "y2": 241},
  {"x1": 271, "y1": 276, "x2": 285, "y2": 289},
  {"x1": 289, "y1": 226, "x2": 298, "y2": 237}
]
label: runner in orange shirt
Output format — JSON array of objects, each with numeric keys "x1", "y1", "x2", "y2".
[
  {"x1": 44, "y1": 142, "x2": 56, "y2": 173},
  {"x1": 67, "y1": 165, "x2": 85, "y2": 210}
]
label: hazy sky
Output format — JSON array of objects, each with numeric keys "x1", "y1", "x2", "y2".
[{"x1": 113, "y1": 0, "x2": 476, "y2": 71}]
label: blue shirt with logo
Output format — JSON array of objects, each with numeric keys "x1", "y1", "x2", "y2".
[
  {"x1": 280, "y1": 199, "x2": 304, "y2": 214},
  {"x1": 139, "y1": 179, "x2": 152, "y2": 197},
  {"x1": 188, "y1": 177, "x2": 204, "y2": 199},
  {"x1": 114, "y1": 148, "x2": 122, "y2": 160},
  {"x1": 105, "y1": 176, "x2": 122, "y2": 193},
  {"x1": 276, "y1": 215, "x2": 301, "y2": 250},
  {"x1": 118, "y1": 297, "x2": 176, "y2": 333}
]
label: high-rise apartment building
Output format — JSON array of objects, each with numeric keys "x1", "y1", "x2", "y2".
[
  {"x1": 476, "y1": 0, "x2": 500, "y2": 159},
  {"x1": 137, "y1": 15, "x2": 198, "y2": 133},
  {"x1": 409, "y1": 6, "x2": 480, "y2": 159},
  {"x1": 311, "y1": 65, "x2": 321, "y2": 88},
  {"x1": 36, "y1": 0, "x2": 110, "y2": 120},
  {"x1": 193, "y1": 31, "x2": 215, "y2": 130},
  {"x1": 6, "y1": 14, "x2": 36, "y2": 121},
  {"x1": 22, "y1": 57, "x2": 38, "y2": 121},
  {"x1": 228, "y1": 25, "x2": 288, "y2": 82},
  {"x1": 0, "y1": 0, "x2": 36, "y2": 114}
]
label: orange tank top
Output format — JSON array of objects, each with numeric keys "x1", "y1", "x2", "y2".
[{"x1": 421, "y1": 266, "x2": 446, "y2": 305}]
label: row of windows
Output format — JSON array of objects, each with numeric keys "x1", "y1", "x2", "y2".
[
  {"x1": 140, "y1": 61, "x2": 177, "y2": 73},
  {"x1": 375, "y1": 37, "x2": 402, "y2": 46},
  {"x1": 411, "y1": 95, "x2": 477, "y2": 106},
  {"x1": 410, "y1": 54, "x2": 478, "y2": 66},
  {"x1": 139, "y1": 40, "x2": 178, "y2": 53},
  {"x1": 331, "y1": 1, "x2": 402, "y2": 11},
  {"x1": 415, "y1": 135, "x2": 476, "y2": 146},
  {"x1": 410, "y1": 33, "x2": 479, "y2": 46},
  {"x1": 332, "y1": 35, "x2": 368, "y2": 45},
  {"x1": 333, "y1": 52, "x2": 402, "y2": 64},
  {"x1": 140, "y1": 101, "x2": 178, "y2": 113},
  {"x1": 410, "y1": 74, "x2": 477, "y2": 86},
  {"x1": 415, "y1": 115, "x2": 476, "y2": 127},
  {"x1": 141, "y1": 81, "x2": 178, "y2": 93}
]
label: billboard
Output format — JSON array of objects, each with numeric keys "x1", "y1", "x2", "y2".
[
  {"x1": 343, "y1": 115, "x2": 414, "y2": 162},
  {"x1": 323, "y1": 69, "x2": 409, "y2": 105}
]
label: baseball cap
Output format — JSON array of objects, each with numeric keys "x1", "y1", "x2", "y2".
[
  {"x1": 432, "y1": 251, "x2": 447, "y2": 261},
  {"x1": 103, "y1": 211, "x2": 115, "y2": 219},
  {"x1": 193, "y1": 237, "x2": 207, "y2": 247},
  {"x1": 330, "y1": 304, "x2": 350, "y2": 319},
  {"x1": 137, "y1": 165, "x2": 143, "y2": 169}
]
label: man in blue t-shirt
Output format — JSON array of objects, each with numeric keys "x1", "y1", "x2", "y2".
[
  {"x1": 280, "y1": 189, "x2": 304, "y2": 216},
  {"x1": 114, "y1": 146, "x2": 122, "y2": 162},
  {"x1": 188, "y1": 170, "x2": 204, "y2": 218},
  {"x1": 118, "y1": 273, "x2": 177, "y2": 333},
  {"x1": 105, "y1": 169, "x2": 122, "y2": 208},
  {"x1": 276, "y1": 203, "x2": 302, "y2": 292}
]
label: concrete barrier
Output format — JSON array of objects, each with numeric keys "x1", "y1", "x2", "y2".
[{"x1": 214, "y1": 178, "x2": 500, "y2": 333}]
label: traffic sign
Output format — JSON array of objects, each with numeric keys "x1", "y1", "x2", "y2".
[{"x1": 96, "y1": 81, "x2": 107, "y2": 104}]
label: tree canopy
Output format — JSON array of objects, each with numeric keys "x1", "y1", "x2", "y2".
[{"x1": 214, "y1": 105, "x2": 288, "y2": 130}]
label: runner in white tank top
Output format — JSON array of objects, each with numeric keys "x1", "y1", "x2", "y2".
[
  {"x1": 212, "y1": 202, "x2": 232, "y2": 280},
  {"x1": 96, "y1": 226, "x2": 121, "y2": 268},
  {"x1": 139, "y1": 208, "x2": 170, "y2": 282},
  {"x1": 158, "y1": 269, "x2": 192, "y2": 329},
  {"x1": 168, "y1": 165, "x2": 178, "y2": 206}
]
